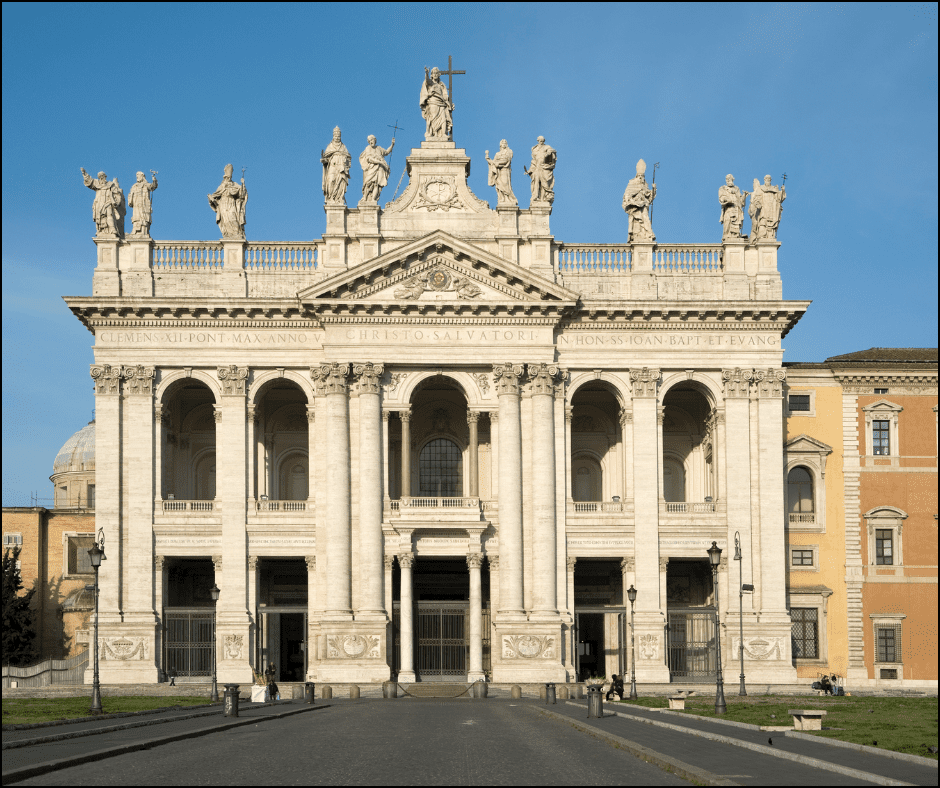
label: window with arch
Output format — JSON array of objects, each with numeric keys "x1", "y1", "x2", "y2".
[
  {"x1": 278, "y1": 454, "x2": 309, "y2": 500},
  {"x1": 419, "y1": 438, "x2": 463, "y2": 497},
  {"x1": 572, "y1": 456, "x2": 602, "y2": 502},
  {"x1": 787, "y1": 466, "x2": 814, "y2": 520}
]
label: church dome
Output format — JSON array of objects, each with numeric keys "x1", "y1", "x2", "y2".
[{"x1": 53, "y1": 421, "x2": 96, "y2": 474}]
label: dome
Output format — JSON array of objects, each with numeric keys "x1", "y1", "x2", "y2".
[{"x1": 53, "y1": 421, "x2": 96, "y2": 474}]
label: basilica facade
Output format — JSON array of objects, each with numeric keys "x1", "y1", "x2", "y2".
[{"x1": 61, "y1": 122, "x2": 810, "y2": 687}]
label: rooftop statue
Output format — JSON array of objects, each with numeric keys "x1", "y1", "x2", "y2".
[
  {"x1": 622, "y1": 159, "x2": 656, "y2": 242},
  {"x1": 207, "y1": 164, "x2": 247, "y2": 239},
  {"x1": 359, "y1": 135, "x2": 395, "y2": 203},
  {"x1": 485, "y1": 140, "x2": 517, "y2": 206},
  {"x1": 749, "y1": 174, "x2": 786, "y2": 241},
  {"x1": 81, "y1": 168, "x2": 125, "y2": 239},
  {"x1": 420, "y1": 66, "x2": 454, "y2": 141},
  {"x1": 321, "y1": 127, "x2": 352, "y2": 205},
  {"x1": 718, "y1": 174, "x2": 747, "y2": 241},
  {"x1": 128, "y1": 170, "x2": 158, "y2": 237},
  {"x1": 524, "y1": 136, "x2": 556, "y2": 205}
]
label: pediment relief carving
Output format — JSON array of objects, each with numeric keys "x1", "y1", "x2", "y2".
[{"x1": 785, "y1": 434, "x2": 833, "y2": 456}]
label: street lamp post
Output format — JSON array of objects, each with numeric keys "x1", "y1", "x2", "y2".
[
  {"x1": 627, "y1": 585, "x2": 638, "y2": 700},
  {"x1": 733, "y1": 532, "x2": 755, "y2": 696},
  {"x1": 707, "y1": 541, "x2": 727, "y2": 715},
  {"x1": 87, "y1": 529, "x2": 106, "y2": 715},
  {"x1": 210, "y1": 584, "x2": 220, "y2": 702}
]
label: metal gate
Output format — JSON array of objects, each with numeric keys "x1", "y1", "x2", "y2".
[
  {"x1": 416, "y1": 602, "x2": 467, "y2": 680},
  {"x1": 164, "y1": 610, "x2": 214, "y2": 677},
  {"x1": 667, "y1": 610, "x2": 716, "y2": 682}
]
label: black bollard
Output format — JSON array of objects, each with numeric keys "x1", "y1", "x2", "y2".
[
  {"x1": 223, "y1": 684, "x2": 241, "y2": 717},
  {"x1": 305, "y1": 682, "x2": 316, "y2": 704}
]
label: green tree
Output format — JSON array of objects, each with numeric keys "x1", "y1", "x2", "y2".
[{"x1": 2, "y1": 546, "x2": 37, "y2": 666}]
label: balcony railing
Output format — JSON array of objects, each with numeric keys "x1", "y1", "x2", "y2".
[
  {"x1": 256, "y1": 499, "x2": 309, "y2": 512},
  {"x1": 161, "y1": 500, "x2": 216, "y2": 512},
  {"x1": 788, "y1": 512, "x2": 815, "y2": 525},
  {"x1": 397, "y1": 497, "x2": 480, "y2": 509},
  {"x1": 660, "y1": 501, "x2": 722, "y2": 514},
  {"x1": 568, "y1": 501, "x2": 627, "y2": 513}
]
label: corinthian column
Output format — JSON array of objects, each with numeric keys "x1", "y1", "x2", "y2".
[
  {"x1": 312, "y1": 363, "x2": 352, "y2": 617},
  {"x1": 529, "y1": 363, "x2": 561, "y2": 617},
  {"x1": 354, "y1": 363, "x2": 385, "y2": 616},
  {"x1": 494, "y1": 363, "x2": 525, "y2": 617},
  {"x1": 467, "y1": 553, "x2": 484, "y2": 680},
  {"x1": 398, "y1": 553, "x2": 416, "y2": 682},
  {"x1": 400, "y1": 410, "x2": 412, "y2": 499},
  {"x1": 467, "y1": 412, "x2": 480, "y2": 497}
]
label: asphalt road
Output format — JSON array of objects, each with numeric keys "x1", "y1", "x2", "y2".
[{"x1": 16, "y1": 701, "x2": 691, "y2": 786}]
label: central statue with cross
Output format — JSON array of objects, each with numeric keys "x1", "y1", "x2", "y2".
[{"x1": 420, "y1": 58, "x2": 463, "y2": 142}]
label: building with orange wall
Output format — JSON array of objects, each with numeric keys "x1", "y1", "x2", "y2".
[{"x1": 786, "y1": 348, "x2": 937, "y2": 690}]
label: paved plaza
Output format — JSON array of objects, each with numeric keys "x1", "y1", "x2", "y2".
[{"x1": 5, "y1": 698, "x2": 937, "y2": 786}]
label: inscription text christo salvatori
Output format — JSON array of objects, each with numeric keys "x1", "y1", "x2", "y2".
[
  {"x1": 344, "y1": 328, "x2": 539, "y2": 342},
  {"x1": 558, "y1": 333, "x2": 778, "y2": 347}
]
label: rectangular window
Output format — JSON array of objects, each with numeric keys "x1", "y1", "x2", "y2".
[
  {"x1": 3, "y1": 533, "x2": 23, "y2": 546},
  {"x1": 872, "y1": 420, "x2": 890, "y2": 455},
  {"x1": 874, "y1": 388, "x2": 888, "y2": 395},
  {"x1": 791, "y1": 607, "x2": 819, "y2": 659},
  {"x1": 87, "y1": 484, "x2": 96, "y2": 508},
  {"x1": 791, "y1": 549, "x2": 814, "y2": 566},
  {"x1": 875, "y1": 529, "x2": 893, "y2": 565},
  {"x1": 788, "y1": 394, "x2": 811, "y2": 412},
  {"x1": 877, "y1": 626, "x2": 900, "y2": 663},
  {"x1": 67, "y1": 536, "x2": 95, "y2": 575},
  {"x1": 880, "y1": 668, "x2": 898, "y2": 679}
]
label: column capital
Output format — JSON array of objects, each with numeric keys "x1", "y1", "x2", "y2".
[
  {"x1": 493, "y1": 363, "x2": 525, "y2": 396},
  {"x1": 305, "y1": 404, "x2": 316, "y2": 423},
  {"x1": 489, "y1": 410, "x2": 499, "y2": 424},
  {"x1": 467, "y1": 411, "x2": 481, "y2": 425},
  {"x1": 629, "y1": 368, "x2": 661, "y2": 398},
  {"x1": 721, "y1": 368, "x2": 753, "y2": 398},
  {"x1": 213, "y1": 405, "x2": 223, "y2": 423},
  {"x1": 565, "y1": 405, "x2": 573, "y2": 424},
  {"x1": 212, "y1": 555, "x2": 223, "y2": 572},
  {"x1": 657, "y1": 405, "x2": 665, "y2": 425},
  {"x1": 754, "y1": 367, "x2": 787, "y2": 398},
  {"x1": 384, "y1": 555, "x2": 395, "y2": 570},
  {"x1": 566, "y1": 556, "x2": 577, "y2": 571},
  {"x1": 619, "y1": 408, "x2": 633, "y2": 425},
  {"x1": 217, "y1": 365, "x2": 248, "y2": 396},
  {"x1": 466, "y1": 553, "x2": 484, "y2": 569},
  {"x1": 246, "y1": 404, "x2": 258, "y2": 423},
  {"x1": 399, "y1": 409, "x2": 412, "y2": 423},
  {"x1": 311, "y1": 362, "x2": 350, "y2": 395},
  {"x1": 659, "y1": 556, "x2": 669, "y2": 573},
  {"x1": 527, "y1": 363, "x2": 565, "y2": 396},
  {"x1": 353, "y1": 362, "x2": 385, "y2": 394},
  {"x1": 122, "y1": 364, "x2": 155, "y2": 396},
  {"x1": 154, "y1": 555, "x2": 165, "y2": 571},
  {"x1": 398, "y1": 553, "x2": 415, "y2": 569},
  {"x1": 621, "y1": 557, "x2": 635, "y2": 572},
  {"x1": 155, "y1": 403, "x2": 169, "y2": 423},
  {"x1": 487, "y1": 554, "x2": 499, "y2": 571},
  {"x1": 90, "y1": 364, "x2": 122, "y2": 395},
  {"x1": 305, "y1": 555, "x2": 317, "y2": 571},
  {"x1": 248, "y1": 556, "x2": 259, "y2": 571}
]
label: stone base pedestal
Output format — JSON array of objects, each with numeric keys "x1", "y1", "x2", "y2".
[
  {"x1": 728, "y1": 618, "x2": 798, "y2": 684},
  {"x1": 491, "y1": 621, "x2": 566, "y2": 683},
  {"x1": 315, "y1": 621, "x2": 390, "y2": 683},
  {"x1": 632, "y1": 613, "x2": 670, "y2": 683},
  {"x1": 83, "y1": 623, "x2": 159, "y2": 684}
]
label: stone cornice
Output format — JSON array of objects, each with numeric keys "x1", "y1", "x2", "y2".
[{"x1": 833, "y1": 371, "x2": 937, "y2": 394}]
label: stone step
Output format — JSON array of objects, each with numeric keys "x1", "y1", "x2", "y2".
[{"x1": 400, "y1": 683, "x2": 472, "y2": 698}]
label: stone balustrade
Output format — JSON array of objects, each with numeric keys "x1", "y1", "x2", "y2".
[
  {"x1": 660, "y1": 501, "x2": 723, "y2": 514},
  {"x1": 788, "y1": 512, "x2": 815, "y2": 525},
  {"x1": 152, "y1": 241, "x2": 224, "y2": 269},
  {"x1": 244, "y1": 242, "x2": 319, "y2": 270},
  {"x1": 568, "y1": 501, "x2": 627, "y2": 513},
  {"x1": 160, "y1": 499, "x2": 216, "y2": 512},
  {"x1": 557, "y1": 244, "x2": 633, "y2": 274},
  {"x1": 652, "y1": 244, "x2": 723, "y2": 273},
  {"x1": 255, "y1": 499, "x2": 309, "y2": 512}
]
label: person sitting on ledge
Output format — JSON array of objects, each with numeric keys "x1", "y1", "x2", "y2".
[{"x1": 606, "y1": 673, "x2": 624, "y2": 701}]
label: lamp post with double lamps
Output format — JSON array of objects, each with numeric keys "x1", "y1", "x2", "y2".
[
  {"x1": 210, "y1": 584, "x2": 220, "y2": 702},
  {"x1": 707, "y1": 541, "x2": 727, "y2": 715},
  {"x1": 87, "y1": 529, "x2": 106, "y2": 715},
  {"x1": 733, "y1": 532, "x2": 755, "y2": 696},
  {"x1": 626, "y1": 585, "x2": 638, "y2": 700}
]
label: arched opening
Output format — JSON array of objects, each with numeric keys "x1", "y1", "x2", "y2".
[
  {"x1": 569, "y1": 382, "x2": 622, "y2": 502},
  {"x1": 787, "y1": 466, "x2": 814, "y2": 515},
  {"x1": 661, "y1": 384, "x2": 715, "y2": 504},
  {"x1": 161, "y1": 380, "x2": 216, "y2": 501},
  {"x1": 253, "y1": 380, "x2": 310, "y2": 502}
]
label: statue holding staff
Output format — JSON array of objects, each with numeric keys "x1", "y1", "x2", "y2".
[
  {"x1": 524, "y1": 136, "x2": 556, "y2": 205},
  {"x1": 80, "y1": 168, "x2": 124, "y2": 238},
  {"x1": 359, "y1": 135, "x2": 395, "y2": 202},
  {"x1": 750, "y1": 174, "x2": 786, "y2": 241},
  {"x1": 207, "y1": 164, "x2": 247, "y2": 239},
  {"x1": 718, "y1": 174, "x2": 747, "y2": 241},
  {"x1": 622, "y1": 159, "x2": 656, "y2": 242},
  {"x1": 128, "y1": 170, "x2": 158, "y2": 236},
  {"x1": 485, "y1": 140, "x2": 517, "y2": 206},
  {"x1": 321, "y1": 127, "x2": 351, "y2": 205}
]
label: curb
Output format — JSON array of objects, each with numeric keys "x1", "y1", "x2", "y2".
[
  {"x1": 532, "y1": 705, "x2": 737, "y2": 786},
  {"x1": 2, "y1": 703, "x2": 222, "y2": 732},
  {"x1": 565, "y1": 701, "x2": 915, "y2": 787},
  {"x1": 0, "y1": 703, "x2": 329, "y2": 784},
  {"x1": 786, "y1": 731, "x2": 939, "y2": 768}
]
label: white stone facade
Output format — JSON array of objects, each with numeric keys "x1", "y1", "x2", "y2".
[{"x1": 68, "y1": 139, "x2": 806, "y2": 685}]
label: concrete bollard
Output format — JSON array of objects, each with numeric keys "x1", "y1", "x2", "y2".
[
  {"x1": 545, "y1": 683, "x2": 556, "y2": 705},
  {"x1": 558, "y1": 685, "x2": 569, "y2": 700},
  {"x1": 383, "y1": 681, "x2": 398, "y2": 699},
  {"x1": 304, "y1": 682, "x2": 316, "y2": 704},
  {"x1": 350, "y1": 685, "x2": 360, "y2": 699},
  {"x1": 539, "y1": 685, "x2": 547, "y2": 700},
  {"x1": 321, "y1": 685, "x2": 332, "y2": 700},
  {"x1": 511, "y1": 685, "x2": 522, "y2": 699},
  {"x1": 576, "y1": 684, "x2": 584, "y2": 699}
]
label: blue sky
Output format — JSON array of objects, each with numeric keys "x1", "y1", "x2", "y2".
[{"x1": 2, "y1": 2, "x2": 937, "y2": 505}]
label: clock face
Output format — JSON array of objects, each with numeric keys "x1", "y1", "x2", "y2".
[{"x1": 425, "y1": 180, "x2": 451, "y2": 203}]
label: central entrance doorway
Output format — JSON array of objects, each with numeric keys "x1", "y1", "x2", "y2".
[
  {"x1": 665, "y1": 559, "x2": 717, "y2": 682},
  {"x1": 417, "y1": 601, "x2": 467, "y2": 680}
]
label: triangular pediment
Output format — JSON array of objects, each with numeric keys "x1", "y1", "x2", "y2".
[
  {"x1": 298, "y1": 231, "x2": 578, "y2": 308},
  {"x1": 785, "y1": 434, "x2": 833, "y2": 455},
  {"x1": 861, "y1": 399, "x2": 903, "y2": 413}
]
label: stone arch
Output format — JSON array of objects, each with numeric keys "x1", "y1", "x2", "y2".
[
  {"x1": 399, "y1": 371, "x2": 483, "y2": 407},
  {"x1": 571, "y1": 449, "x2": 604, "y2": 502},
  {"x1": 658, "y1": 372, "x2": 722, "y2": 408},
  {"x1": 566, "y1": 372, "x2": 628, "y2": 408},
  {"x1": 268, "y1": 402, "x2": 309, "y2": 433},
  {"x1": 157, "y1": 369, "x2": 221, "y2": 405},
  {"x1": 275, "y1": 449, "x2": 309, "y2": 500},
  {"x1": 181, "y1": 402, "x2": 216, "y2": 433},
  {"x1": 249, "y1": 370, "x2": 313, "y2": 405}
]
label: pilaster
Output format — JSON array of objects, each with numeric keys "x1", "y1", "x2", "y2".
[
  {"x1": 122, "y1": 236, "x2": 154, "y2": 297},
  {"x1": 496, "y1": 205, "x2": 520, "y2": 265},
  {"x1": 92, "y1": 237, "x2": 121, "y2": 296},
  {"x1": 356, "y1": 202, "x2": 381, "y2": 262},
  {"x1": 322, "y1": 205, "x2": 349, "y2": 273},
  {"x1": 630, "y1": 243, "x2": 656, "y2": 298},
  {"x1": 221, "y1": 240, "x2": 247, "y2": 297},
  {"x1": 721, "y1": 238, "x2": 748, "y2": 299}
]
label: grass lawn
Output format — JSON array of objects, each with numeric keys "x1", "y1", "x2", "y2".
[
  {"x1": 2, "y1": 696, "x2": 215, "y2": 726},
  {"x1": 612, "y1": 694, "x2": 939, "y2": 760}
]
